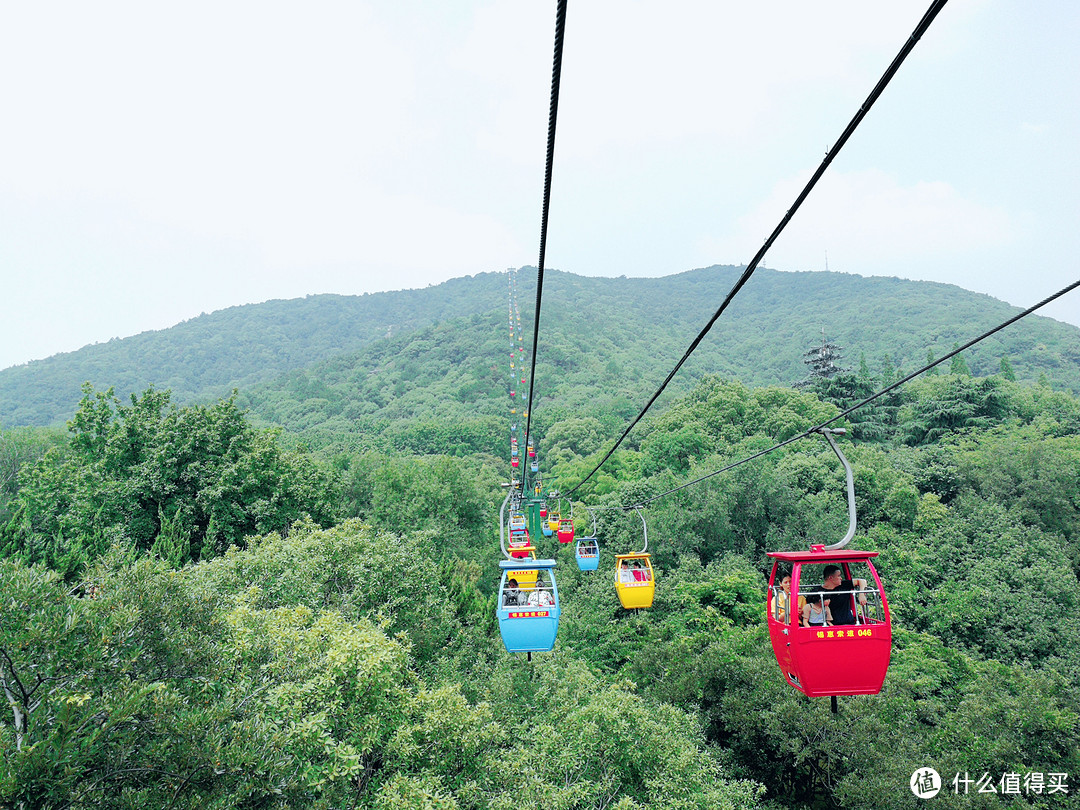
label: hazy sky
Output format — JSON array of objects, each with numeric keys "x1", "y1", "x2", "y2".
[{"x1": 1, "y1": 0, "x2": 1077, "y2": 372}]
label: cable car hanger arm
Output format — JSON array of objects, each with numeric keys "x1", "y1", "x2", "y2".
[{"x1": 816, "y1": 428, "x2": 856, "y2": 551}]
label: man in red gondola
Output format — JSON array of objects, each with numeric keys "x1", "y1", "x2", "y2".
[{"x1": 819, "y1": 565, "x2": 868, "y2": 625}]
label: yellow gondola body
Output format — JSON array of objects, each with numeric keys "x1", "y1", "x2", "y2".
[{"x1": 615, "y1": 553, "x2": 655, "y2": 609}]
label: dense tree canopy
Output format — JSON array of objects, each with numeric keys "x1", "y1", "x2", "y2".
[
  {"x1": 4, "y1": 311, "x2": 1080, "y2": 807},
  {"x1": 2, "y1": 385, "x2": 338, "y2": 576}
]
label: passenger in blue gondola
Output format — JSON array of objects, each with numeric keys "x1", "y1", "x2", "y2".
[
  {"x1": 819, "y1": 565, "x2": 867, "y2": 625},
  {"x1": 801, "y1": 592, "x2": 831, "y2": 627},
  {"x1": 504, "y1": 578, "x2": 522, "y2": 607},
  {"x1": 527, "y1": 577, "x2": 555, "y2": 607}
]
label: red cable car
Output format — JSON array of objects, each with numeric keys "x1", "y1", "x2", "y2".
[
  {"x1": 556, "y1": 517, "x2": 574, "y2": 544},
  {"x1": 765, "y1": 429, "x2": 892, "y2": 701},
  {"x1": 766, "y1": 549, "x2": 891, "y2": 697}
]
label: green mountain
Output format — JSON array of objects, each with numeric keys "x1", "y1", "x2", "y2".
[
  {"x1": 3, "y1": 266, "x2": 1078, "y2": 431},
  {"x1": 0, "y1": 272, "x2": 507, "y2": 427},
  {"x1": 4, "y1": 266, "x2": 1080, "y2": 808}
]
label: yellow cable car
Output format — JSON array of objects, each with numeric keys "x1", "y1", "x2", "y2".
[
  {"x1": 614, "y1": 510, "x2": 655, "y2": 609},
  {"x1": 615, "y1": 554, "x2": 654, "y2": 608}
]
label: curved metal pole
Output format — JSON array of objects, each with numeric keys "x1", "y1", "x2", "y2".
[
  {"x1": 635, "y1": 507, "x2": 649, "y2": 554},
  {"x1": 586, "y1": 507, "x2": 597, "y2": 537},
  {"x1": 499, "y1": 488, "x2": 512, "y2": 559},
  {"x1": 818, "y1": 428, "x2": 856, "y2": 550}
]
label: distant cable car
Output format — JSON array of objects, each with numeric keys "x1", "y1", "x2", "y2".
[
  {"x1": 575, "y1": 509, "x2": 600, "y2": 571},
  {"x1": 557, "y1": 517, "x2": 574, "y2": 544},
  {"x1": 530, "y1": 460, "x2": 539, "y2": 473},
  {"x1": 615, "y1": 509, "x2": 654, "y2": 609},
  {"x1": 511, "y1": 456, "x2": 519, "y2": 468},
  {"x1": 508, "y1": 525, "x2": 530, "y2": 549},
  {"x1": 576, "y1": 537, "x2": 599, "y2": 571},
  {"x1": 765, "y1": 429, "x2": 892, "y2": 703}
]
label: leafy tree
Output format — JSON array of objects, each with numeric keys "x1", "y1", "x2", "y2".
[
  {"x1": 950, "y1": 343, "x2": 971, "y2": 376},
  {"x1": 3, "y1": 385, "x2": 338, "y2": 574},
  {"x1": 999, "y1": 354, "x2": 1016, "y2": 381},
  {"x1": 900, "y1": 376, "x2": 1013, "y2": 446}
]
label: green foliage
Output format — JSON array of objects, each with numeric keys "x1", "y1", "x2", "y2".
[
  {"x1": 4, "y1": 284, "x2": 1080, "y2": 808},
  {"x1": 899, "y1": 375, "x2": 1014, "y2": 445},
  {"x1": 3, "y1": 385, "x2": 339, "y2": 574}
]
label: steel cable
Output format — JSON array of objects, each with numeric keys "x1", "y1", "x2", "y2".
[{"x1": 565, "y1": 0, "x2": 950, "y2": 498}]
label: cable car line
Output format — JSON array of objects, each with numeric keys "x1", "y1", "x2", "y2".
[
  {"x1": 619, "y1": 276, "x2": 1080, "y2": 510},
  {"x1": 495, "y1": 4, "x2": 570, "y2": 653},
  {"x1": 563, "y1": 0, "x2": 950, "y2": 499},
  {"x1": 523, "y1": 0, "x2": 569, "y2": 462}
]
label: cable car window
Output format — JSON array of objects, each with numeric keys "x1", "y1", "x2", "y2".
[
  {"x1": 521, "y1": 576, "x2": 556, "y2": 607},
  {"x1": 794, "y1": 562, "x2": 885, "y2": 627},
  {"x1": 768, "y1": 572, "x2": 803, "y2": 625}
]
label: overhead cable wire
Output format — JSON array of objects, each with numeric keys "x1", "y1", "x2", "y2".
[
  {"x1": 565, "y1": 0, "x2": 949, "y2": 498},
  {"x1": 524, "y1": 0, "x2": 574, "y2": 494},
  {"x1": 615, "y1": 277, "x2": 1080, "y2": 510}
]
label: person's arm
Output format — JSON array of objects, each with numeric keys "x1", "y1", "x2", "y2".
[
  {"x1": 824, "y1": 605, "x2": 833, "y2": 625},
  {"x1": 801, "y1": 603, "x2": 811, "y2": 627},
  {"x1": 855, "y1": 578, "x2": 869, "y2": 604}
]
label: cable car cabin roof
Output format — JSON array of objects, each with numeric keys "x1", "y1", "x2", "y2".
[
  {"x1": 767, "y1": 549, "x2": 879, "y2": 563},
  {"x1": 500, "y1": 559, "x2": 557, "y2": 571}
]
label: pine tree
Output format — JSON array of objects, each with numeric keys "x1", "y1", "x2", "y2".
[
  {"x1": 999, "y1": 355, "x2": 1016, "y2": 381},
  {"x1": 950, "y1": 343, "x2": 970, "y2": 376}
]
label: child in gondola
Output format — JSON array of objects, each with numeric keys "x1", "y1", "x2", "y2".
[{"x1": 802, "y1": 592, "x2": 832, "y2": 627}]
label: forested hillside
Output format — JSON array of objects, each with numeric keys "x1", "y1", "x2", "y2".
[
  {"x1": 0, "y1": 273, "x2": 507, "y2": 427},
  {"x1": 3, "y1": 267, "x2": 1080, "y2": 808},
  {"x1": 3, "y1": 267, "x2": 1079, "y2": 429}
]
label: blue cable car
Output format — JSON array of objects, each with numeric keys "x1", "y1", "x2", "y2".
[
  {"x1": 575, "y1": 538, "x2": 599, "y2": 571},
  {"x1": 497, "y1": 559, "x2": 560, "y2": 653},
  {"x1": 575, "y1": 509, "x2": 599, "y2": 571}
]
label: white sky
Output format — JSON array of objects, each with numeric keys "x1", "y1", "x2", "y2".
[{"x1": 1, "y1": 0, "x2": 1078, "y2": 371}]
